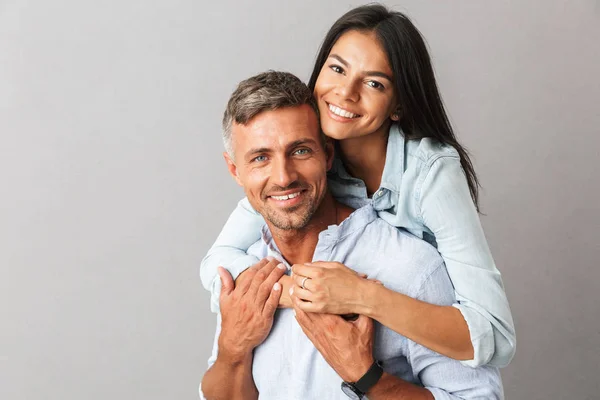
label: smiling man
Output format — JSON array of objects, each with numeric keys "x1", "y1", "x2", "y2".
[{"x1": 200, "y1": 71, "x2": 503, "y2": 400}]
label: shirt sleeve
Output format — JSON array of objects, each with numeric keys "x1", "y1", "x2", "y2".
[
  {"x1": 407, "y1": 262, "x2": 504, "y2": 399},
  {"x1": 418, "y1": 156, "x2": 516, "y2": 367},
  {"x1": 200, "y1": 197, "x2": 264, "y2": 312}
]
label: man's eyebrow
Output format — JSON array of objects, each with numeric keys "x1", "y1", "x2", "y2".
[
  {"x1": 328, "y1": 53, "x2": 393, "y2": 82},
  {"x1": 287, "y1": 138, "x2": 319, "y2": 150},
  {"x1": 245, "y1": 147, "x2": 271, "y2": 158}
]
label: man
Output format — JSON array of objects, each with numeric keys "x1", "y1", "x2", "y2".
[{"x1": 201, "y1": 71, "x2": 503, "y2": 399}]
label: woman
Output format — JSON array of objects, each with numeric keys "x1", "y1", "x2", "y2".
[{"x1": 201, "y1": 4, "x2": 515, "y2": 367}]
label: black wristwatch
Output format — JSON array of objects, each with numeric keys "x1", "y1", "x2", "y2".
[{"x1": 341, "y1": 360, "x2": 384, "y2": 399}]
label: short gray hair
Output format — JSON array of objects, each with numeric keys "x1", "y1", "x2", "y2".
[{"x1": 222, "y1": 70, "x2": 322, "y2": 156}]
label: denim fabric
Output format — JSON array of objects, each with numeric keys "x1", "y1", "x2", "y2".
[
  {"x1": 202, "y1": 206, "x2": 503, "y2": 400},
  {"x1": 200, "y1": 123, "x2": 515, "y2": 367}
]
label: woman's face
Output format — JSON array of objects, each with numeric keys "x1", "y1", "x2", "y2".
[{"x1": 314, "y1": 30, "x2": 399, "y2": 141}]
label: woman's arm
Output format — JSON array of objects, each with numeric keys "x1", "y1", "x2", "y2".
[
  {"x1": 418, "y1": 156, "x2": 516, "y2": 367},
  {"x1": 200, "y1": 197, "x2": 264, "y2": 312},
  {"x1": 290, "y1": 158, "x2": 515, "y2": 366},
  {"x1": 291, "y1": 262, "x2": 474, "y2": 361}
]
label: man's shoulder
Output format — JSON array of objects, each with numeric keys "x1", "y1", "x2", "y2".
[
  {"x1": 360, "y1": 216, "x2": 445, "y2": 283},
  {"x1": 367, "y1": 216, "x2": 440, "y2": 256}
]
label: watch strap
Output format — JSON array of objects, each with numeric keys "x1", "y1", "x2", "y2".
[{"x1": 354, "y1": 360, "x2": 384, "y2": 394}]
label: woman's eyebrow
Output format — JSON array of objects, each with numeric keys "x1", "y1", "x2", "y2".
[{"x1": 328, "y1": 53, "x2": 393, "y2": 82}]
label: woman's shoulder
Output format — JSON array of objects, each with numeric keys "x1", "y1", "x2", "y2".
[{"x1": 405, "y1": 135, "x2": 460, "y2": 167}]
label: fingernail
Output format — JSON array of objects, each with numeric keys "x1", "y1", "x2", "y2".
[
  {"x1": 277, "y1": 263, "x2": 285, "y2": 270},
  {"x1": 273, "y1": 282, "x2": 281, "y2": 291},
  {"x1": 266, "y1": 256, "x2": 275, "y2": 261},
  {"x1": 289, "y1": 287, "x2": 294, "y2": 296}
]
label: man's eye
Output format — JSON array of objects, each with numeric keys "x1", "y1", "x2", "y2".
[
  {"x1": 329, "y1": 65, "x2": 344, "y2": 74},
  {"x1": 252, "y1": 155, "x2": 267, "y2": 162},
  {"x1": 294, "y1": 148, "x2": 311, "y2": 156},
  {"x1": 367, "y1": 80, "x2": 384, "y2": 90}
]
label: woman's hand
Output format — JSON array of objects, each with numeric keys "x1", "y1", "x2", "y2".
[{"x1": 290, "y1": 261, "x2": 380, "y2": 315}]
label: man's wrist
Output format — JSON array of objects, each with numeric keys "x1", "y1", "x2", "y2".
[
  {"x1": 218, "y1": 339, "x2": 253, "y2": 366},
  {"x1": 345, "y1": 354, "x2": 375, "y2": 382}
]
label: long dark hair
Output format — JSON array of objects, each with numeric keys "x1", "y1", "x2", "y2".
[{"x1": 308, "y1": 4, "x2": 481, "y2": 209}]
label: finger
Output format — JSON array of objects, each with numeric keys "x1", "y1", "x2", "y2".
[
  {"x1": 293, "y1": 295, "x2": 324, "y2": 313},
  {"x1": 248, "y1": 258, "x2": 280, "y2": 296},
  {"x1": 236, "y1": 258, "x2": 270, "y2": 294},
  {"x1": 290, "y1": 285, "x2": 315, "y2": 302},
  {"x1": 257, "y1": 262, "x2": 287, "y2": 303},
  {"x1": 292, "y1": 296, "x2": 314, "y2": 326},
  {"x1": 359, "y1": 273, "x2": 368, "y2": 279},
  {"x1": 293, "y1": 274, "x2": 314, "y2": 292},
  {"x1": 310, "y1": 261, "x2": 346, "y2": 270},
  {"x1": 262, "y1": 281, "x2": 282, "y2": 317},
  {"x1": 218, "y1": 267, "x2": 234, "y2": 297},
  {"x1": 291, "y1": 263, "x2": 323, "y2": 279}
]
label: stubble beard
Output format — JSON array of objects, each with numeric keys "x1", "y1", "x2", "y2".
[
  {"x1": 263, "y1": 197, "x2": 317, "y2": 231},
  {"x1": 261, "y1": 184, "x2": 327, "y2": 231}
]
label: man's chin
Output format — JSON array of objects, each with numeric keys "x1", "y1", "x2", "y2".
[{"x1": 265, "y1": 211, "x2": 310, "y2": 231}]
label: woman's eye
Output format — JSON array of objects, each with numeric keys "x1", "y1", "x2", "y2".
[
  {"x1": 367, "y1": 80, "x2": 384, "y2": 90},
  {"x1": 329, "y1": 65, "x2": 344, "y2": 74}
]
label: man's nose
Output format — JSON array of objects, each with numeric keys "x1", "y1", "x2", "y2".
[{"x1": 271, "y1": 157, "x2": 298, "y2": 188}]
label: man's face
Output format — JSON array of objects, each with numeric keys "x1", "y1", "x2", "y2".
[{"x1": 225, "y1": 105, "x2": 333, "y2": 231}]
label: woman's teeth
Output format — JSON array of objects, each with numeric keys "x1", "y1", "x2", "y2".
[
  {"x1": 329, "y1": 104, "x2": 359, "y2": 118},
  {"x1": 272, "y1": 192, "x2": 301, "y2": 201}
]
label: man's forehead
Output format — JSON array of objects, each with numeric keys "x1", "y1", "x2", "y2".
[{"x1": 231, "y1": 106, "x2": 319, "y2": 153}]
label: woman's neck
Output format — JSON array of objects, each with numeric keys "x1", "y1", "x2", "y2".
[{"x1": 338, "y1": 124, "x2": 390, "y2": 196}]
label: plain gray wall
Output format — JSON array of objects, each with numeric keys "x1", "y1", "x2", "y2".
[{"x1": 1, "y1": 0, "x2": 599, "y2": 399}]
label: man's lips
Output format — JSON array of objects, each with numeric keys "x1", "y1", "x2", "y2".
[{"x1": 267, "y1": 189, "x2": 304, "y2": 201}]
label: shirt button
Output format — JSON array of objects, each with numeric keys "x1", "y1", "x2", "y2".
[{"x1": 375, "y1": 190, "x2": 383, "y2": 197}]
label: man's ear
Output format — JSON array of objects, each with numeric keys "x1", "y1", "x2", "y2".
[
  {"x1": 324, "y1": 138, "x2": 335, "y2": 171},
  {"x1": 224, "y1": 152, "x2": 243, "y2": 186}
]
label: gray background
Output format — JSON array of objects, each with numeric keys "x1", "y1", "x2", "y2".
[{"x1": 1, "y1": 0, "x2": 599, "y2": 399}]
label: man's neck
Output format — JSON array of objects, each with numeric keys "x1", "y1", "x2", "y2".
[{"x1": 267, "y1": 193, "x2": 353, "y2": 266}]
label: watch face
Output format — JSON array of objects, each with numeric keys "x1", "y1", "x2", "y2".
[{"x1": 341, "y1": 382, "x2": 362, "y2": 400}]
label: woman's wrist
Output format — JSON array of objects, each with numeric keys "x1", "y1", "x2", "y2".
[{"x1": 355, "y1": 279, "x2": 385, "y2": 317}]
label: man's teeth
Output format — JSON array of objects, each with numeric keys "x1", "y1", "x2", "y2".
[
  {"x1": 272, "y1": 192, "x2": 301, "y2": 201},
  {"x1": 328, "y1": 104, "x2": 359, "y2": 118}
]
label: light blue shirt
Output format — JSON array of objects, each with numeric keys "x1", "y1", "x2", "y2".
[
  {"x1": 201, "y1": 123, "x2": 516, "y2": 368},
  {"x1": 202, "y1": 206, "x2": 503, "y2": 400}
]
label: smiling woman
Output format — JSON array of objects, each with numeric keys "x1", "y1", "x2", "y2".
[
  {"x1": 314, "y1": 30, "x2": 399, "y2": 143},
  {"x1": 201, "y1": 3, "x2": 516, "y2": 371}
]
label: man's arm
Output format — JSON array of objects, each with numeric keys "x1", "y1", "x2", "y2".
[
  {"x1": 201, "y1": 349, "x2": 257, "y2": 400},
  {"x1": 201, "y1": 259, "x2": 285, "y2": 400}
]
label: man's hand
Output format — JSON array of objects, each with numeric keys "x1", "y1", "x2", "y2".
[
  {"x1": 236, "y1": 260, "x2": 293, "y2": 309},
  {"x1": 218, "y1": 258, "x2": 286, "y2": 361},
  {"x1": 292, "y1": 296, "x2": 375, "y2": 383}
]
